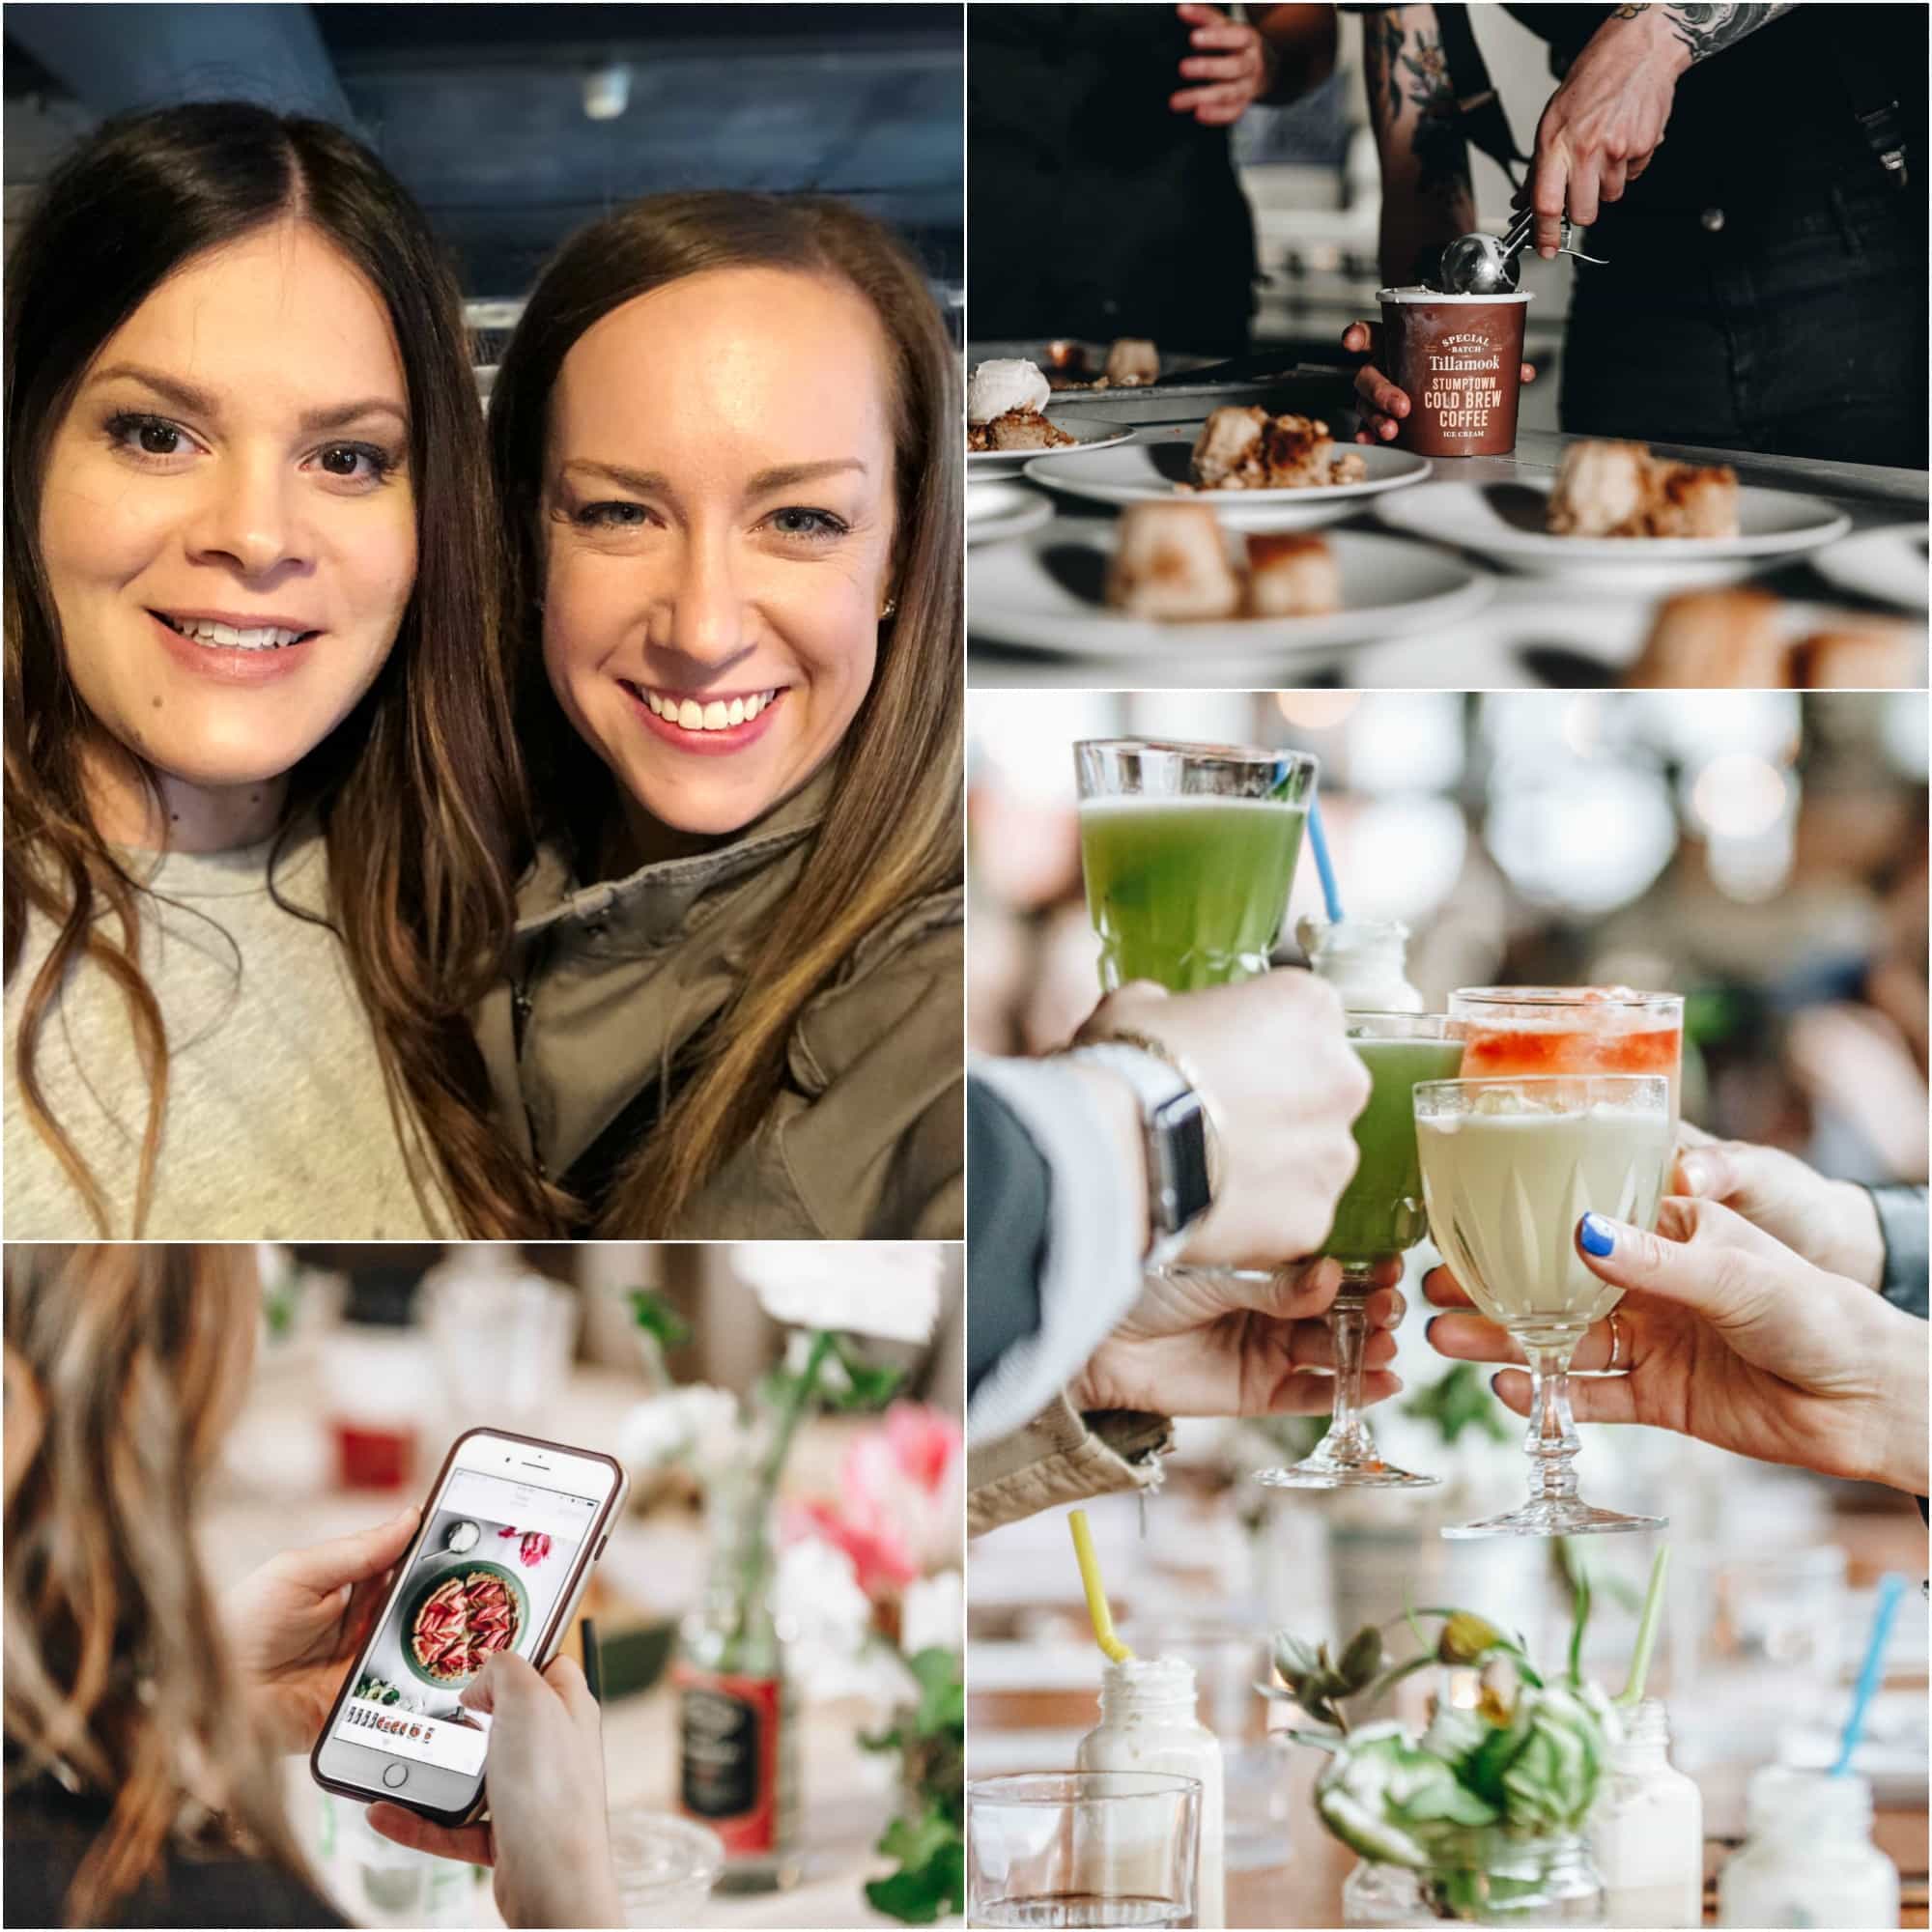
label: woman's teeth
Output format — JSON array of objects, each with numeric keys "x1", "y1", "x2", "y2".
[
  {"x1": 642, "y1": 689, "x2": 779, "y2": 732},
  {"x1": 159, "y1": 614, "x2": 309, "y2": 650}
]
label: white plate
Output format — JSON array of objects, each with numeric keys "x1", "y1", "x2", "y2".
[
  {"x1": 966, "y1": 480, "x2": 1054, "y2": 548},
  {"x1": 967, "y1": 527, "x2": 1492, "y2": 663},
  {"x1": 1026, "y1": 429, "x2": 1432, "y2": 528},
  {"x1": 1810, "y1": 523, "x2": 1929, "y2": 611},
  {"x1": 966, "y1": 410, "x2": 1133, "y2": 474},
  {"x1": 1376, "y1": 476, "x2": 1853, "y2": 589}
]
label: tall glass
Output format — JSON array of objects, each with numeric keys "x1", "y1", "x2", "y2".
[
  {"x1": 1258, "y1": 1012, "x2": 1463, "y2": 1491},
  {"x1": 1413, "y1": 1074, "x2": 1672, "y2": 1539},
  {"x1": 1075, "y1": 740, "x2": 1319, "y2": 993},
  {"x1": 1447, "y1": 988, "x2": 1684, "y2": 1138},
  {"x1": 967, "y1": 1772, "x2": 1202, "y2": 1929}
]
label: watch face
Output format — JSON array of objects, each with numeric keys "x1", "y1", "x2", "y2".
[{"x1": 1151, "y1": 1088, "x2": 1213, "y2": 1233}]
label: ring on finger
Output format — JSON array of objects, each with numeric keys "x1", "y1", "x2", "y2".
[{"x1": 1605, "y1": 1308, "x2": 1627, "y2": 1374}]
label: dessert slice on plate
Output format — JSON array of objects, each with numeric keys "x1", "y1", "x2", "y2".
[
  {"x1": 1184, "y1": 406, "x2": 1367, "y2": 492},
  {"x1": 1245, "y1": 531, "x2": 1342, "y2": 616},
  {"x1": 1105, "y1": 501, "x2": 1243, "y2": 621},
  {"x1": 968, "y1": 358, "x2": 1076, "y2": 452},
  {"x1": 1547, "y1": 440, "x2": 1739, "y2": 538}
]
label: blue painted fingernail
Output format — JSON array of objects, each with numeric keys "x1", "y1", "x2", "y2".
[{"x1": 1579, "y1": 1213, "x2": 1615, "y2": 1257}]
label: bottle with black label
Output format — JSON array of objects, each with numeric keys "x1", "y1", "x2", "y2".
[{"x1": 673, "y1": 1467, "x2": 799, "y2": 1890}]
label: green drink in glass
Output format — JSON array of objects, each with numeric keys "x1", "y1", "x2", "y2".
[
  {"x1": 1074, "y1": 741, "x2": 1318, "y2": 994},
  {"x1": 1260, "y1": 1012, "x2": 1463, "y2": 1491}
]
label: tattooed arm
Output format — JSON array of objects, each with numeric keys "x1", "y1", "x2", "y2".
[
  {"x1": 1360, "y1": 6, "x2": 1476, "y2": 288},
  {"x1": 1525, "y1": 4, "x2": 1793, "y2": 254},
  {"x1": 1612, "y1": 5, "x2": 1797, "y2": 67}
]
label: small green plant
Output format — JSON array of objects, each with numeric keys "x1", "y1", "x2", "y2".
[
  {"x1": 861, "y1": 1647, "x2": 964, "y2": 1923},
  {"x1": 1264, "y1": 1579, "x2": 1617, "y2": 1916}
]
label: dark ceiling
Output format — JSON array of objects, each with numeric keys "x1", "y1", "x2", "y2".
[{"x1": 4, "y1": 3, "x2": 963, "y2": 297}]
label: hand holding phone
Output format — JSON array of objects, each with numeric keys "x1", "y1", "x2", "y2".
[
  {"x1": 310, "y1": 1429, "x2": 626, "y2": 1828},
  {"x1": 225, "y1": 1504, "x2": 422, "y2": 1752},
  {"x1": 368, "y1": 1652, "x2": 625, "y2": 1930}
]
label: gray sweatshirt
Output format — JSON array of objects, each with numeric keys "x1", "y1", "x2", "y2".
[{"x1": 5, "y1": 829, "x2": 444, "y2": 1239}]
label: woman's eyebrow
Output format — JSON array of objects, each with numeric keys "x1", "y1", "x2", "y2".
[
  {"x1": 560, "y1": 458, "x2": 669, "y2": 494},
  {"x1": 85, "y1": 362, "x2": 405, "y2": 433},
  {"x1": 87, "y1": 362, "x2": 217, "y2": 415},
  {"x1": 747, "y1": 458, "x2": 867, "y2": 492}
]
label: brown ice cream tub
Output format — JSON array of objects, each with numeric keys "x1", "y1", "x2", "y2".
[{"x1": 1377, "y1": 288, "x2": 1533, "y2": 457}]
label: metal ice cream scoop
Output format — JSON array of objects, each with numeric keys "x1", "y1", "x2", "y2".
[{"x1": 1436, "y1": 210, "x2": 1608, "y2": 294}]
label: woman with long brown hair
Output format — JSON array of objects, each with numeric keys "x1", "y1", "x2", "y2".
[
  {"x1": 4, "y1": 1244, "x2": 619, "y2": 1929},
  {"x1": 3, "y1": 104, "x2": 557, "y2": 1239},
  {"x1": 482, "y1": 191, "x2": 964, "y2": 1237}
]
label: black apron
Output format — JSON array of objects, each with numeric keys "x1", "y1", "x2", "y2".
[
  {"x1": 968, "y1": 3, "x2": 1259, "y2": 354},
  {"x1": 1502, "y1": 4, "x2": 1927, "y2": 467}
]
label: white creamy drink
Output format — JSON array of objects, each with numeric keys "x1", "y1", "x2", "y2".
[
  {"x1": 1417, "y1": 1096, "x2": 1669, "y2": 1340},
  {"x1": 1075, "y1": 1659, "x2": 1225, "y2": 1929}
]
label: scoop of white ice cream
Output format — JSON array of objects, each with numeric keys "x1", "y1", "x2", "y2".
[{"x1": 967, "y1": 358, "x2": 1050, "y2": 425}]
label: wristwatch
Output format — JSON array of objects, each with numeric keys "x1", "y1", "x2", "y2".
[{"x1": 1070, "y1": 1039, "x2": 1216, "y2": 1264}]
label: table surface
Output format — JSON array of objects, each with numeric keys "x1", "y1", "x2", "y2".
[
  {"x1": 971, "y1": 1687, "x2": 1930, "y2": 1929},
  {"x1": 205, "y1": 1350, "x2": 907, "y2": 1929},
  {"x1": 967, "y1": 425, "x2": 1930, "y2": 691}
]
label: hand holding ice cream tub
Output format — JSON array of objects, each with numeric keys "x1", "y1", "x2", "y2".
[{"x1": 1343, "y1": 298, "x2": 1538, "y2": 456}]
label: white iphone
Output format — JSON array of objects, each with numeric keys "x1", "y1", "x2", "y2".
[{"x1": 310, "y1": 1427, "x2": 627, "y2": 1826}]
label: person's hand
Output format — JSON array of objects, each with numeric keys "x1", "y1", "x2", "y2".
[
  {"x1": 223, "y1": 1505, "x2": 420, "y2": 1753},
  {"x1": 1423, "y1": 1197, "x2": 1930, "y2": 1494},
  {"x1": 1673, "y1": 1123, "x2": 1886, "y2": 1292},
  {"x1": 368, "y1": 1654, "x2": 623, "y2": 1930},
  {"x1": 1526, "y1": 7, "x2": 1689, "y2": 255},
  {"x1": 1169, "y1": 3, "x2": 1276, "y2": 126},
  {"x1": 1340, "y1": 321, "x2": 1535, "y2": 443},
  {"x1": 1075, "y1": 971, "x2": 1372, "y2": 1269},
  {"x1": 1067, "y1": 1256, "x2": 1406, "y2": 1418}
]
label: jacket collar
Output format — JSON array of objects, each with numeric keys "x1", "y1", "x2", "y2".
[{"x1": 513, "y1": 756, "x2": 839, "y2": 940}]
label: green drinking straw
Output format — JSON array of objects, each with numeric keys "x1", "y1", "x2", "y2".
[
  {"x1": 1307, "y1": 796, "x2": 1344, "y2": 923},
  {"x1": 1831, "y1": 1572, "x2": 1906, "y2": 1776},
  {"x1": 1615, "y1": 1545, "x2": 1670, "y2": 1709}
]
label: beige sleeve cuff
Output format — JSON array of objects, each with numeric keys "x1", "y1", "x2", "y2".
[{"x1": 966, "y1": 1391, "x2": 1174, "y2": 1536}]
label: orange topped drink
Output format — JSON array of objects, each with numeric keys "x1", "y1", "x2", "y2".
[{"x1": 1448, "y1": 987, "x2": 1683, "y2": 1138}]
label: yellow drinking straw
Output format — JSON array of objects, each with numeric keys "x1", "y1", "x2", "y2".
[{"x1": 1068, "y1": 1509, "x2": 1134, "y2": 1663}]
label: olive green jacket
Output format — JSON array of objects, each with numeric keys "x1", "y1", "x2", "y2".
[{"x1": 475, "y1": 768, "x2": 963, "y2": 1237}]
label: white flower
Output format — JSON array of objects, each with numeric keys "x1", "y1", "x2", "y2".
[
  {"x1": 773, "y1": 1537, "x2": 877, "y2": 1700},
  {"x1": 618, "y1": 1385, "x2": 749, "y2": 1481},
  {"x1": 735, "y1": 1242, "x2": 943, "y2": 1346},
  {"x1": 901, "y1": 1570, "x2": 964, "y2": 1657}
]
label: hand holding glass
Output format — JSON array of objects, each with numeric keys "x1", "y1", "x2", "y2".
[{"x1": 1414, "y1": 1073, "x2": 1672, "y2": 1539}]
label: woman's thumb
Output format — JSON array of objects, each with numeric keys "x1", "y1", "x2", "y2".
[
  {"x1": 1576, "y1": 1211, "x2": 1686, "y2": 1294},
  {"x1": 1575, "y1": 1205, "x2": 1761, "y2": 1321}
]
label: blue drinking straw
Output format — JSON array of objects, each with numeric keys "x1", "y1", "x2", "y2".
[
  {"x1": 1830, "y1": 1572, "x2": 1906, "y2": 1776},
  {"x1": 1307, "y1": 795, "x2": 1344, "y2": 923}
]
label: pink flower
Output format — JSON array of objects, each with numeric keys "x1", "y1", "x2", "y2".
[
  {"x1": 784, "y1": 1497, "x2": 920, "y2": 1600},
  {"x1": 782, "y1": 1403, "x2": 962, "y2": 1602}
]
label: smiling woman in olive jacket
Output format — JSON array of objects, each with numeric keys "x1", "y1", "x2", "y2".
[{"x1": 478, "y1": 190, "x2": 963, "y2": 1239}]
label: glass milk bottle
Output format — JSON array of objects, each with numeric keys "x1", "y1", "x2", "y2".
[
  {"x1": 1298, "y1": 918, "x2": 1424, "y2": 1014},
  {"x1": 1076, "y1": 1657, "x2": 1226, "y2": 1928},
  {"x1": 1589, "y1": 1699, "x2": 1702, "y2": 1928},
  {"x1": 1718, "y1": 1768, "x2": 1899, "y2": 1928}
]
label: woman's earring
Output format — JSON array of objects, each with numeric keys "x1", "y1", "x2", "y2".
[{"x1": 881, "y1": 597, "x2": 898, "y2": 620}]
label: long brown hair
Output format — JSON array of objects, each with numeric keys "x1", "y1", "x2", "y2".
[
  {"x1": 3, "y1": 103, "x2": 559, "y2": 1237},
  {"x1": 489, "y1": 192, "x2": 963, "y2": 1233},
  {"x1": 4, "y1": 1244, "x2": 309, "y2": 1926}
]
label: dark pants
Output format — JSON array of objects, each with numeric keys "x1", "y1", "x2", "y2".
[{"x1": 1560, "y1": 179, "x2": 1927, "y2": 470}]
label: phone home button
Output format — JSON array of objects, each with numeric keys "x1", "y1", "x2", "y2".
[{"x1": 381, "y1": 1764, "x2": 410, "y2": 1789}]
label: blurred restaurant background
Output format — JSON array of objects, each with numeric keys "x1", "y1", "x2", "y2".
[
  {"x1": 3, "y1": 2, "x2": 965, "y2": 353},
  {"x1": 202, "y1": 1242, "x2": 963, "y2": 1928},
  {"x1": 967, "y1": 687, "x2": 1928, "y2": 1922}
]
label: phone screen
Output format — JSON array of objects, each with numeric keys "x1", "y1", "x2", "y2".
[{"x1": 327, "y1": 1462, "x2": 603, "y2": 1780}]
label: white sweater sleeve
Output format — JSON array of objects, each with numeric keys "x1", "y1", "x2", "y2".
[{"x1": 967, "y1": 1054, "x2": 1148, "y2": 1447}]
